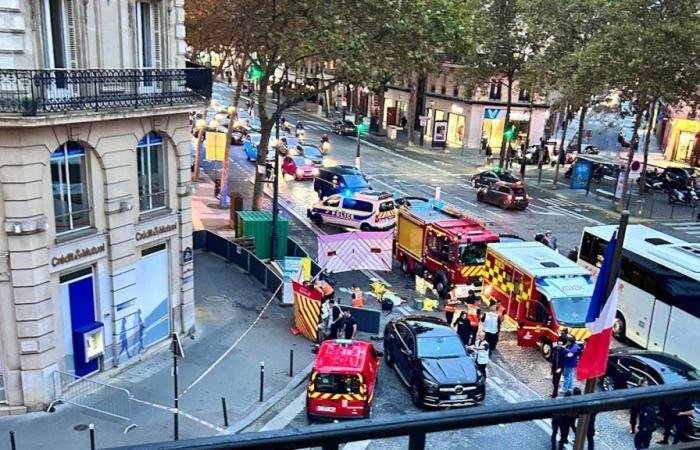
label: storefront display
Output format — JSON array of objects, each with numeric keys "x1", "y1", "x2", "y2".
[
  {"x1": 432, "y1": 120, "x2": 448, "y2": 148},
  {"x1": 447, "y1": 113, "x2": 465, "y2": 146}
]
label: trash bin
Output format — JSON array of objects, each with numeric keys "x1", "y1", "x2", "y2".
[
  {"x1": 229, "y1": 192, "x2": 244, "y2": 232},
  {"x1": 387, "y1": 125, "x2": 398, "y2": 140}
]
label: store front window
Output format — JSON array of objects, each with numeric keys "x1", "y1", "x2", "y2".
[
  {"x1": 447, "y1": 113, "x2": 465, "y2": 146},
  {"x1": 482, "y1": 109, "x2": 531, "y2": 151},
  {"x1": 675, "y1": 131, "x2": 696, "y2": 162}
]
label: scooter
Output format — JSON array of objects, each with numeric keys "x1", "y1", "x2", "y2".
[
  {"x1": 320, "y1": 139, "x2": 332, "y2": 155},
  {"x1": 668, "y1": 188, "x2": 699, "y2": 208},
  {"x1": 637, "y1": 172, "x2": 666, "y2": 191}
]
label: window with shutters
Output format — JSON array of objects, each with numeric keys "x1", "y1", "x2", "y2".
[
  {"x1": 51, "y1": 142, "x2": 91, "y2": 234},
  {"x1": 40, "y1": 0, "x2": 78, "y2": 87},
  {"x1": 137, "y1": 133, "x2": 167, "y2": 213},
  {"x1": 136, "y1": 1, "x2": 162, "y2": 69}
]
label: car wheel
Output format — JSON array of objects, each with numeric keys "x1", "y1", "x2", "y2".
[
  {"x1": 400, "y1": 258, "x2": 411, "y2": 275},
  {"x1": 519, "y1": 206, "x2": 528, "y2": 211},
  {"x1": 384, "y1": 343, "x2": 394, "y2": 367},
  {"x1": 612, "y1": 314, "x2": 626, "y2": 341},
  {"x1": 601, "y1": 375, "x2": 615, "y2": 392},
  {"x1": 434, "y1": 271, "x2": 449, "y2": 298},
  {"x1": 314, "y1": 214, "x2": 324, "y2": 227},
  {"x1": 360, "y1": 223, "x2": 371, "y2": 231},
  {"x1": 540, "y1": 340, "x2": 553, "y2": 360},
  {"x1": 410, "y1": 381, "x2": 424, "y2": 408},
  {"x1": 477, "y1": 191, "x2": 485, "y2": 202}
]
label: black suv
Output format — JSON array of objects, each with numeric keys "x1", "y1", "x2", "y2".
[
  {"x1": 313, "y1": 165, "x2": 370, "y2": 199},
  {"x1": 331, "y1": 120, "x2": 357, "y2": 136},
  {"x1": 471, "y1": 170, "x2": 520, "y2": 188},
  {"x1": 383, "y1": 315, "x2": 485, "y2": 408}
]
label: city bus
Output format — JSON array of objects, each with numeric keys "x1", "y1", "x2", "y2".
[{"x1": 577, "y1": 225, "x2": 700, "y2": 369}]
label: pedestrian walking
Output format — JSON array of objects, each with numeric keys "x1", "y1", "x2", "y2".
[
  {"x1": 656, "y1": 403, "x2": 674, "y2": 445},
  {"x1": 551, "y1": 391, "x2": 574, "y2": 450},
  {"x1": 562, "y1": 335, "x2": 581, "y2": 393},
  {"x1": 454, "y1": 312, "x2": 474, "y2": 348},
  {"x1": 630, "y1": 379, "x2": 649, "y2": 434},
  {"x1": 343, "y1": 311, "x2": 357, "y2": 339},
  {"x1": 470, "y1": 331, "x2": 490, "y2": 377},
  {"x1": 481, "y1": 303, "x2": 501, "y2": 355},
  {"x1": 549, "y1": 337, "x2": 567, "y2": 398},
  {"x1": 328, "y1": 300, "x2": 344, "y2": 339},
  {"x1": 213, "y1": 177, "x2": 221, "y2": 199},
  {"x1": 635, "y1": 404, "x2": 658, "y2": 449},
  {"x1": 443, "y1": 285, "x2": 460, "y2": 326},
  {"x1": 400, "y1": 115, "x2": 408, "y2": 129}
]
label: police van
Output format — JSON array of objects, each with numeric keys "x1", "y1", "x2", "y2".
[{"x1": 307, "y1": 191, "x2": 396, "y2": 231}]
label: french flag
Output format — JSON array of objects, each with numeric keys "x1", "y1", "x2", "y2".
[{"x1": 577, "y1": 232, "x2": 619, "y2": 381}]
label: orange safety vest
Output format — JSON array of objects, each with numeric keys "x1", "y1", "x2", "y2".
[
  {"x1": 321, "y1": 283, "x2": 334, "y2": 296},
  {"x1": 351, "y1": 297, "x2": 364, "y2": 307},
  {"x1": 467, "y1": 303, "x2": 480, "y2": 327}
]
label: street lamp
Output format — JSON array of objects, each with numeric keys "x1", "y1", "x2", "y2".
[
  {"x1": 270, "y1": 79, "x2": 282, "y2": 262},
  {"x1": 192, "y1": 118, "x2": 206, "y2": 182}
]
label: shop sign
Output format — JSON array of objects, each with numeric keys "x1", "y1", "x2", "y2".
[
  {"x1": 136, "y1": 223, "x2": 177, "y2": 242},
  {"x1": 510, "y1": 110, "x2": 531, "y2": 121},
  {"x1": 419, "y1": 115, "x2": 428, "y2": 127},
  {"x1": 451, "y1": 105, "x2": 464, "y2": 114},
  {"x1": 484, "y1": 108, "x2": 501, "y2": 119},
  {"x1": 51, "y1": 244, "x2": 106, "y2": 267}
]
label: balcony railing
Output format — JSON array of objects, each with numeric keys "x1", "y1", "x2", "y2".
[{"x1": 0, "y1": 68, "x2": 212, "y2": 116}]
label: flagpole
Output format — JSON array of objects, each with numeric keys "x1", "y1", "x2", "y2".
[{"x1": 573, "y1": 210, "x2": 630, "y2": 450}]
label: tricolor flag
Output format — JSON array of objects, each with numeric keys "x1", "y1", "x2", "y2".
[{"x1": 577, "y1": 231, "x2": 619, "y2": 381}]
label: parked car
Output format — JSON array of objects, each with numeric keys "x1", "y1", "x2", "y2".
[
  {"x1": 282, "y1": 156, "x2": 319, "y2": 180},
  {"x1": 313, "y1": 165, "x2": 370, "y2": 199},
  {"x1": 471, "y1": 170, "x2": 520, "y2": 188},
  {"x1": 331, "y1": 120, "x2": 357, "y2": 136},
  {"x1": 521, "y1": 145, "x2": 551, "y2": 165},
  {"x1": 307, "y1": 191, "x2": 396, "y2": 231},
  {"x1": 383, "y1": 315, "x2": 485, "y2": 408},
  {"x1": 296, "y1": 144, "x2": 324, "y2": 166},
  {"x1": 602, "y1": 350, "x2": 700, "y2": 441},
  {"x1": 230, "y1": 127, "x2": 247, "y2": 145},
  {"x1": 476, "y1": 181, "x2": 529, "y2": 210},
  {"x1": 243, "y1": 133, "x2": 263, "y2": 161}
]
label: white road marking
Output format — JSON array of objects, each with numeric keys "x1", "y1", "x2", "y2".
[{"x1": 660, "y1": 221, "x2": 698, "y2": 226}]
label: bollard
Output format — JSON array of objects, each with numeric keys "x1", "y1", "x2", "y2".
[
  {"x1": 289, "y1": 349, "x2": 294, "y2": 377},
  {"x1": 259, "y1": 362, "x2": 265, "y2": 402},
  {"x1": 434, "y1": 186, "x2": 441, "y2": 201},
  {"x1": 89, "y1": 424, "x2": 96, "y2": 450},
  {"x1": 9, "y1": 431, "x2": 16, "y2": 450},
  {"x1": 221, "y1": 397, "x2": 229, "y2": 427}
]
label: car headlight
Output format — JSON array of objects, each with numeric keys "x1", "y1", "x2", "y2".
[
  {"x1": 296, "y1": 168, "x2": 303, "y2": 176},
  {"x1": 422, "y1": 378, "x2": 439, "y2": 394},
  {"x1": 312, "y1": 168, "x2": 320, "y2": 176}
]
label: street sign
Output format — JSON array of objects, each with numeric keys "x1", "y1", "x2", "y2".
[
  {"x1": 341, "y1": 96, "x2": 347, "y2": 107},
  {"x1": 182, "y1": 247, "x2": 193, "y2": 264},
  {"x1": 615, "y1": 171, "x2": 626, "y2": 199},
  {"x1": 571, "y1": 159, "x2": 593, "y2": 190},
  {"x1": 631, "y1": 160, "x2": 641, "y2": 172},
  {"x1": 419, "y1": 115, "x2": 428, "y2": 127},
  {"x1": 170, "y1": 332, "x2": 184, "y2": 358}
]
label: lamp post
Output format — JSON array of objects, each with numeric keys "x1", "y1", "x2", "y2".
[
  {"x1": 192, "y1": 118, "x2": 206, "y2": 182},
  {"x1": 270, "y1": 82, "x2": 281, "y2": 262}
]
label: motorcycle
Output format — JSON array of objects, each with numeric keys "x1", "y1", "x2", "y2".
[
  {"x1": 668, "y1": 188, "x2": 699, "y2": 208},
  {"x1": 320, "y1": 138, "x2": 332, "y2": 155},
  {"x1": 637, "y1": 171, "x2": 666, "y2": 192}
]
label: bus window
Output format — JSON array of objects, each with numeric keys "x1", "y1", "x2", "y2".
[{"x1": 579, "y1": 232, "x2": 607, "y2": 268}]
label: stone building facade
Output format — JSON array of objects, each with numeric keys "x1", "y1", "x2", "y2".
[{"x1": 0, "y1": 0, "x2": 209, "y2": 413}]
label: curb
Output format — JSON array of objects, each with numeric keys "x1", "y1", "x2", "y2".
[{"x1": 225, "y1": 360, "x2": 313, "y2": 434}]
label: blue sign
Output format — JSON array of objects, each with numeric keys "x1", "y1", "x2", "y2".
[
  {"x1": 571, "y1": 159, "x2": 593, "y2": 189},
  {"x1": 484, "y1": 108, "x2": 501, "y2": 120},
  {"x1": 282, "y1": 257, "x2": 303, "y2": 282}
]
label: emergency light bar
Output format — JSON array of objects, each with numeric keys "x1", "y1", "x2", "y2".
[{"x1": 428, "y1": 198, "x2": 489, "y2": 228}]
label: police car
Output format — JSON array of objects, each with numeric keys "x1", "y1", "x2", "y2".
[{"x1": 306, "y1": 191, "x2": 396, "y2": 231}]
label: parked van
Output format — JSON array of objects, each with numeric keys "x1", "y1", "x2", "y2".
[
  {"x1": 306, "y1": 339, "x2": 382, "y2": 421},
  {"x1": 313, "y1": 165, "x2": 370, "y2": 199}
]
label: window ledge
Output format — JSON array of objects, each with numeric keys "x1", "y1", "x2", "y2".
[
  {"x1": 55, "y1": 227, "x2": 98, "y2": 245},
  {"x1": 138, "y1": 208, "x2": 173, "y2": 223}
]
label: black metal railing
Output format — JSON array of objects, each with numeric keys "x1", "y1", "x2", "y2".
[
  {"x1": 0, "y1": 68, "x2": 212, "y2": 116},
  {"x1": 105, "y1": 381, "x2": 700, "y2": 450}
]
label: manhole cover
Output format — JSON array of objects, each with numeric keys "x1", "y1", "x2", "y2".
[{"x1": 73, "y1": 424, "x2": 89, "y2": 431}]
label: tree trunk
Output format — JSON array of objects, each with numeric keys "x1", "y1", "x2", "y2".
[
  {"x1": 407, "y1": 73, "x2": 418, "y2": 146},
  {"x1": 553, "y1": 106, "x2": 569, "y2": 188},
  {"x1": 499, "y1": 78, "x2": 513, "y2": 168},
  {"x1": 576, "y1": 104, "x2": 587, "y2": 153},
  {"x1": 377, "y1": 83, "x2": 386, "y2": 134},
  {"x1": 639, "y1": 101, "x2": 657, "y2": 196},
  {"x1": 252, "y1": 77, "x2": 271, "y2": 211},
  {"x1": 617, "y1": 109, "x2": 645, "y2": 210}
]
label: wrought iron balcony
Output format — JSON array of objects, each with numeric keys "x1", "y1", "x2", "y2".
[{"x1": 0, "y1": 67, "x2": 212, "y2": 116}]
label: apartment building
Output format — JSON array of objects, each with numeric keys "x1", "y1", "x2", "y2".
[{"x1": 0, "y1": 0, "x2": 210, "y2": 413}]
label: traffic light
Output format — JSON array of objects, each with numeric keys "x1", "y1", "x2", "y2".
[
  {"x1": 356, "y1": 122, "x2": 368, "y2": 135},
  {"x1": 248, "y1": 65, "x2": 263, "y2": 80},
  {"x1": 504, "y1": 125, "x2": 515, "y2": 141}
]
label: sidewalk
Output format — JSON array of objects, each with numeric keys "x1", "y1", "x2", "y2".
[{"x1": 0, "y1": 181, "x2": 317, "y2": 449}]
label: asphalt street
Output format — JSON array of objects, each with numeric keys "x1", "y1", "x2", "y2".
[{"x1": 204, "y1": 81, "x2": 693, "y2": 449}]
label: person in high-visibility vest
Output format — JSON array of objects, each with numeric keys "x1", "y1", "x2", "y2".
[
  {"x1": 351, "y1": 285, "x2": 364, "y2": 308},
  {"x1": 443, "y1": 285, "x2": 460, "y2": 326},
  {"x1": 316, "y1": 279, "x2": 334, "y2": 301}
]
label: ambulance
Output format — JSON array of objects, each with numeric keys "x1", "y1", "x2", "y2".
[
  {"x1": 306, "y1": 339, "x2": 382, "y2": 421},
  {"x1": 481, "y1": 242, "x2": 595, "y2": 359}
]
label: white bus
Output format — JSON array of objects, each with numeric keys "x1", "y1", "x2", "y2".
[{"x1": 577, "y1": 225, "x2": 700, "y2": 369}]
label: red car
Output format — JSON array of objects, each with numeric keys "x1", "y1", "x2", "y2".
[{"x1": 282, "y1": 156, "x2": 319, "y2": 180}]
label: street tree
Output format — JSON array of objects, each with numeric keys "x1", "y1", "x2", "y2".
[{"x1": 578, "y1": 0, "x2": 700, "y2": 208}]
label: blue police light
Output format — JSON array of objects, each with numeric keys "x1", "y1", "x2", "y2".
[
  {"x1": 536, "y1": 278, "x2": 549, "y2": 287},
  {"x1": 343, "y1": 189, "x2": 353, "y2": 198}
]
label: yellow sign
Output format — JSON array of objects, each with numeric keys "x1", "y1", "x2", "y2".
[
  {"x1": 205, "y1": 131, "x2": 227, "y2": 161},
  {"x1": 301, "y1": 257, "x2": 311, "y2": 281}
]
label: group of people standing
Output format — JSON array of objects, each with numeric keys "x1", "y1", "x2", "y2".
[
  {"x1": 444, "y1": 287, "x2": 504, "y2": 378},
  {"x1": 549, "y1": 333, "x2": 582, "y2": 398},
  {"x1": 315, "y1": 280, "x2": 359, "y2": 341}
]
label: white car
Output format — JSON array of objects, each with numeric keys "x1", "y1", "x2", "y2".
[{"x1": 306, "y1": 191, "x2": 396, "y2": 231}]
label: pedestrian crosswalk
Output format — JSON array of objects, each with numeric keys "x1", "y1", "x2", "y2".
[{"x1": 659, "y1": 221, "x2": 700, "y2": 239}]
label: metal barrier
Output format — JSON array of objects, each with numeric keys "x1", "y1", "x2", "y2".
[{"x1": 48, "y1": 371, "x2": 136, "y2": 433}]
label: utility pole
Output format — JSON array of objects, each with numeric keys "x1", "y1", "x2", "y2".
[
  {"x1": 572, "y1": 211, "x2": 629, "y2": 450},
  {"x1": 270, "y1": 83, "x2": 281, "y2": 261},
  {"x1": 170, "y1": 333, "x2": 184, "y2": 441}
]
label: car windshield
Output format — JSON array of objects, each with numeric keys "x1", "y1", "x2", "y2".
[
  {"x1": 512, "y1": 188, "x2": 526, "y2": 195},
  {"x1": 302, "y1": 146, "x2": 323, "y2": 159},
  {"x1": 379, "y1": 201, "x2": 395, "y2": 212},
  {"x1": 458, "y1": 242, "x2": 487, "y2": 265},
  {"x1": 314, "y1": 373, "x2": 361, "y2": 394},
  {"x1": 417, "y1": 335, "x2": 466, "y2": 358},
  {"x1": 343, "y1": 175, "x2": 368, "y2": 188},
  {"x1": 501, "y1": 173, "x2": 519, "y2": 182},
  {"x1": 550, "y1": 296, "x2": 592, "y2": 327},
  {"x1": 292, "y1": 157, "x2": 309, "y2": 165}
]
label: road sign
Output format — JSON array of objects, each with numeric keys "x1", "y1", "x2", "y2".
[
  {"x1": 631, "y1": 160, "x2": 641, "y2": 172},
  {"x1": 419, "y1": 115, "x2": 428, "y2": 127},
  {"x1": 170, "y1": 332, "x2": 184, "y2": 358}
]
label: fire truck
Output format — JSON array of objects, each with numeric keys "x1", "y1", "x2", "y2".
[
  {"x1": 481, "y1": 242, "x2": 595, "y2": 358},
  {"x1": 395, "y1": 198, "x2": 499, "y2": 298}
]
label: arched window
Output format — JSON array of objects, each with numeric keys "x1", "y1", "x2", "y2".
[
  {"x1": 51, "y1": 142, "x2": 91, "y2": 234},
  {"x1": 137, "y1": 132, "x2": 166, "y2": 212}
]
